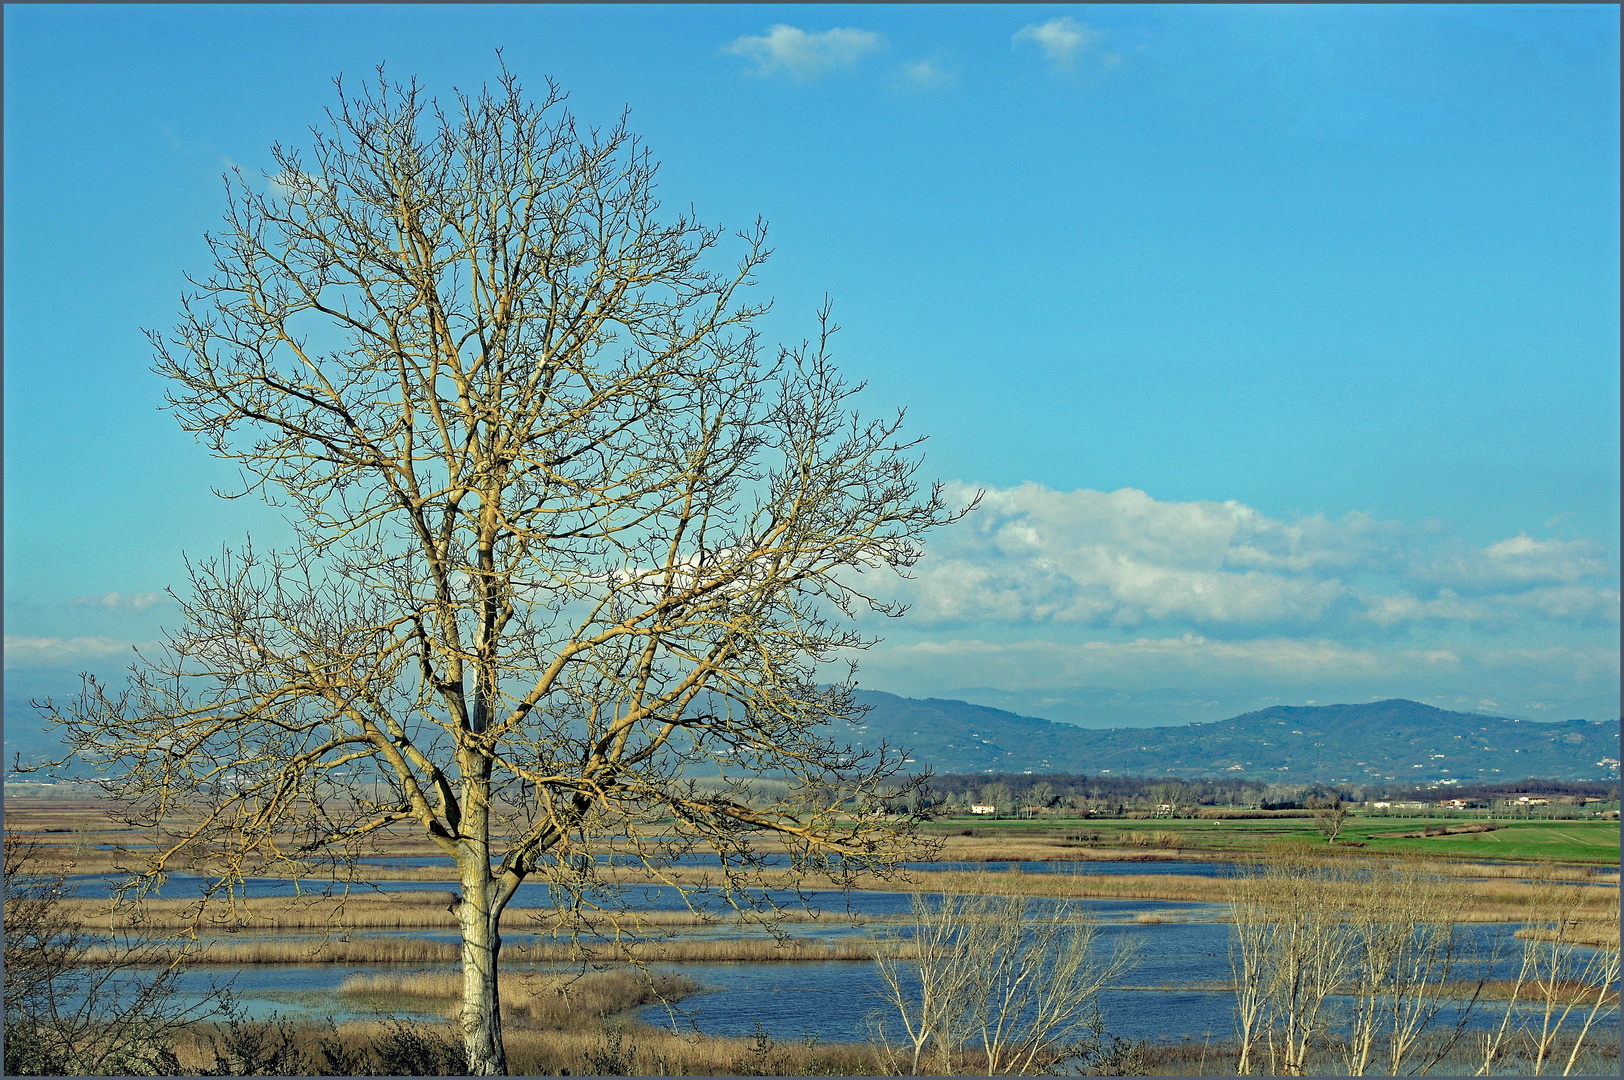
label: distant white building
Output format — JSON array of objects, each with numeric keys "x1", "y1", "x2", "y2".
[{"x1": 970, "y1": 804, "x2": 996, "y2": 815}]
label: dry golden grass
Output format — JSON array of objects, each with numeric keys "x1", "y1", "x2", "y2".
[
  {"x1": 87, "y1": 936, "x2": 463, "y2": 966},
  {"x1": 1133, "y1": 909, "x2": 1193, "y2": 924},
  {"x1": 510, "y1": 935, "x2": 880, "y2": 965},
  {"x1": 112, "y1": 932, "x2": 886, "y2": 966},
  {"x1": 9, "y1": 799, "x2": 1615, "y2": 938},
  {"x1": 1514, "y1": 922, "x2": 1621, "y2": 949},
  {"x1": 33, "y1": 835, "x2": 1617, "y2": 939},
  {"x1": 155, "y1": 1010, "x2": 1616, "y2": 1078},
  {"x1": 336, "y1": 968, "x2": 699, "y2": 1028},
  {"x1": 643, "y1": 863, "x2": 1616, "y2": 926},
  {"x1": 167, "y1": 1017, "x2": 890, "y2": 1076},
  {"x1": 494, "y1": 1024, "x2": 887, "y2": 1077},
  {"x1": 1474, "y1": 978, "x2": 1620, "y2": 1005},
  {"x1": 64, "y1": 890, "x2": 463, "y2": 932}
]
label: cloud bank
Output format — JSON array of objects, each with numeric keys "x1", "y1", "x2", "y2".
[
  {"x1": 3, "y1": 635, "x2": 144, "y2": 669},
  {"x1": 856, "y1": 483, "x2": 1619, "y2": 715},
  {"x1": 888, "y1": 483, "x2": 1618, "y2": 633}
]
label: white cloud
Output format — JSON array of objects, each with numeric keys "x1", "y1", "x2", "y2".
[
  {"x1": 1515, "y1": 585, "x2": 1622, "y2": 622},
  {"x1": 858, "y1": 634, "x2": 1619, "y2": 707},
  {"x1": 883, "y1": 483, "x2": 1618, "y2": 633},
  {"x1": 726, "y1": 25, "x2": 886, "y2": 81},
  {"x1": 1412, "y1": 533, "x2": 1611, "y2": 588},
  {"x1": 1360, "y1": 585, "x2": 1620, "y2": 628},
  {"x1": 1359, "y1": 590, "x2": 1492, "y2": 627},
  {"x1": 869, "y1": 634, "x2": 1396, "y2": 693},
  {"x1": 896, "y1": 57, "x2": 955, "y2": 90},
  {"x1": 68, "y1": 590, "x2": 170, "y2": 613},
  {"x1": 3, "y1": 635, "x2": 141, "y2": 668},
  {"x1": 1013, "y1": 17, "x2": 1107, "y2": 70}
]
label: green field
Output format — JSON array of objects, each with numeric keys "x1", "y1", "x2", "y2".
[
  {"x1": 1344, "y1": 819, "x2": 1621, "y2": 863},
  {"x1": 926, "y1": 815, "x2": 1622, "y2": 865}
]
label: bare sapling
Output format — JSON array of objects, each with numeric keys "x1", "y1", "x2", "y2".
[
  {"x1": 1340, "y1": 866, "x2": 1486, "y2": 1076},
  {"x1": 870, "y1": 893, "x2": 999, "y2": 1075},
  {"x1": 1519, "y1": 885, "x2": 1621, "y2": 1075},
  {"x1": 2, "y1": 834, "x2": 216, "y2": 1076},
  {"x1": 870, "y1": 893, "x2": 1136, "y2": 1075},
  {"x1": 1225, "y1": 850, "x2": 1355, "y2": 1076},
  {"x1": 1224, "y1": 869, "x2": 1271, "y2": 1075}
]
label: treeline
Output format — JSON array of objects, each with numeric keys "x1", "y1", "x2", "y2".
[{"x1": 917, "y1": 773, "x2": 1618, "y2": 812}]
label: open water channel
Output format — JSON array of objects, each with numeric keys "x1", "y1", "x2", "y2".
[{"x1": 68, "y1": 857, "x2": 1556, "y2": 1047}]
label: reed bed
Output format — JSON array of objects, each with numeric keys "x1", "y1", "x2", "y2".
[
  {"x1": 642, "y1": 863, "x2": 1616, "y2": 925},
  {"x1": 63, "y1": 892, "x2": 867, "y2": 937},
  {"x1": 51, "y1": 852, "x2": 1620, "y2": 943},
  {"x1": 336, "y1": 968, "x2": 699, "y2": 1028},
  {"x1": 1114, "y1": 978, "x2": 1618, "y2": 1007},
  {"x1": 1473, "y1": 978, "x2": 1620, "y2": 1005},
  {"x1": 156, "y1": 1017, "x2": 1621, "y2": 1077},
  {"x1": 1132, "y1": 909, "x2": 1194, "y2": 924},
  {"x1": 1514, "y1": 922, "x2": 1621, "y2": 949},
  {"x1": 63, "y1": 890, "x2": 462, "y2": 932},
  {"x1": 169, "y1": 1017, "x2": 888, "y2": 1076},
  {"x1": 509, "y1": 936, "x2": 880, "y2": 965},
  {"x1": 96, "y1": 936, "x2": 462, "y2": 966},
  {"x1": 106, "y1": 932, "x2": 887, "y2": 966}
]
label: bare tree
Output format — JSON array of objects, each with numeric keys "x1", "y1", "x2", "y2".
[
  {"x1": 39, "y1": 68, "x2": 961, "y2": 1075},
  {"x1": 980, "y1": 782, "x2": 1012, "y2": 815},
  {"x1": 1230, "y1": 857, "x2": 1509, "y2": 1077},
  {"x1": 1308, "y1": 797, "x2": 1349, "y2": 843}
]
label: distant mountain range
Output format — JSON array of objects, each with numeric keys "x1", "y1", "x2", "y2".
[
  {"x1": 942, "y1": 685, "x2": 1621, "y2": 729},
  {"x1": 839, "y1": 692, "x2": 1620, "y2": 784},
  {"x1": 9, "y1": 692, "x2": 1618, "y2": 787}
]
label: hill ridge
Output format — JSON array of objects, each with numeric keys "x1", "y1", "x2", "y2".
[{"x1": 846, "y1": 691, "x2": 1619, "y2": 783}]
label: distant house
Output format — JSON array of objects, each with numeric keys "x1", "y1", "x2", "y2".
[
  {"x1": 970, "y1": 804, "x2": 996, "y2": 815},
  {"x1": 1517, "y1": 796, "x2": 1550, "y2": 807},
  {"x1": 1440, "y1": 798, "x2": 1469, "y2": 810}
]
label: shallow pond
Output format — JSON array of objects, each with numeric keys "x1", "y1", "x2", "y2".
[
  {"x1": 61, "y1": 850, "x2": 1593, "y2": 1054},
  {"x1": 147, "y1": 909, "x2": 1535, "y2": 1050}
]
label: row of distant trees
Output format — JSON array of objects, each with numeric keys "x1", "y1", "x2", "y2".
[{"x1": 914, "y1": 773, "x2": 1620, "y2": 816}]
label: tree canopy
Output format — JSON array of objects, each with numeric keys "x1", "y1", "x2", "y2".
[{"x1": 43, "y1": 68, "x2": 959, "y2": 1074}]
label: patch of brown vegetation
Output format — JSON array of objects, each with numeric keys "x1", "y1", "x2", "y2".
[{"x1": 336, "y1": 968, "x2": 698, "y2": 1028}]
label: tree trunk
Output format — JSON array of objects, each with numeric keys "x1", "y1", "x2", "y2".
[
  {"x1": 458, "y1": 747, "x2": 507, "y2": 1076},
  {"x1": 457, "y1": 871, "x2": 507, "y2": 1076}
]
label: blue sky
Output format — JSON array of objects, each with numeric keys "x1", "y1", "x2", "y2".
[{"x1": 4, "y1": 4, "x2": 1619, "y2": 725}]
